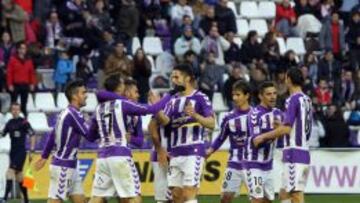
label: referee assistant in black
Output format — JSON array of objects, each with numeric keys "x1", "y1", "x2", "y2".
[{"x1": 2, "y1": 103, "x2": 35, "y2": 203}]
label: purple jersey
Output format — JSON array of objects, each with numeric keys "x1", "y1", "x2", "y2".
[
  {"x1": 89, "y1": 91, "x2": 171, "y2": 158},
  {"x1": 245, "y1": 105, "x2": 283, "y2": 170},
  {"x1": 126, "y1": 115, "x2": 144, "y2": 148},
  {"x1": 282, "y1": 92, "x2": 312, "y2": 164},
  {"x1": 41, "y1": 105, "x2": 92, "y2": 168},
  {"x1": 165, "y1": 90, "x2": 214, "y2": 157},
  {"x1": 211, "y1": 108, "x2": 251, "y2": 170}
]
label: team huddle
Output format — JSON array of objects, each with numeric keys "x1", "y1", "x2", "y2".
[{"x1": 33, "y1": 64, "x2": 312, "y2": 203}]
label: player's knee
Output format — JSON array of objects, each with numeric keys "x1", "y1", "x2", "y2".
[
  {"x1": 15, "y1": 172, "x2": 23, "y2": 182},
  {"x1": 182, "y1": 186, "x2": 198, "y2": 200},
  {"x1": 6, "y1": 169, "x2": 15, "y2": 179},
  {"x1": 170, "y1": 187, "x2": 182, "y2": 201},
  {"x1": 221, "y1": 192, "x2": 235, "y2": 203},
  {"x1": 290, "y1": 191, "x2": 304, "y2": 203},
  {"x1": 279, "y1": 189, "x2": 290, "y2": 200}
]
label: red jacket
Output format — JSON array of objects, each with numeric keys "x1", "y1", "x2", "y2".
[
  {"x1": 6, "y1": 56, "x2": 37, "y2": 87},
  {"x1": 275, "y1": 4, "x2": 297, "y2": 24},
  {"x1": 315, "y1": 87, "x2": 332, "y2": 105},
  {"x1": 14, "y1": 0, "x2": 33, "y2": 14}
]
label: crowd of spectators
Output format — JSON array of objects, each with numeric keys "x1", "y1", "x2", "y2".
[{"x1": 0, "y1": 0, "x2": 360, "y2": 148}]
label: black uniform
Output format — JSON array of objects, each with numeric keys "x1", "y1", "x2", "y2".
[{"x1": 2, "y1": 117, "x2": 35, "y2": 171}]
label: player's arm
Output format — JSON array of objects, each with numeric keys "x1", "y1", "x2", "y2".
[
  {"x1": 148, "y1": 118, "x2": 168, "y2": 166},
  {"x1": 206, "y1": 118, "x2": 229, "y2": 158},
  {"x1": 25, "y1": 120, "x2": 36, "y2": 161},
  {"x1": 34, "y1": 129, "x2": 55, "y2": 171},
  {"x1": 86, "y1": 116, "x2": 100, "y2": 142},
  {"x1": 254, "y1": 99, "x2": 298, "y2": 147},
  {"x1": 185, "y1": 96, "x2": 215, "y2": 130},
  {"x1": 129, "y1": 118, "x2": 144, "y2": 147}
]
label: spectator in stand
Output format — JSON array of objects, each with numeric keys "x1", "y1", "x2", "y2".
[
  {"x1": 198, "y1": 51, "x2": 227, "y2": 100},
  {"x1": 171, "y1": 0, "x2": 194, "y2": 29},
  {"x1": 6, "y1": 42, "x2": 36, "y2": 116},
  {"x1": 323, "y1": 104, "x2": 350, "y2": 147},
  {"x1": 346, "y1": 11, "x2": 360, "y2": 70},
  {"x1": 184, "y1": 50, "x2": 201, "y2": 79},
  {"x1": 304, "y1": 51, "x2": 319, "y2": 84},
  {"x1": 315, "y1": 78, "x2": 333, "y2": 106},
  {"x1": 173, "y1": 15, "x2": 200, "y2": 40},
  {"x1": 0, "y1": 32, "x2": 15, "y2": 68},
  {"x1": 261, "y1": 31, "x2": 281, "y2": 74},
  {"x1": 274, "y1": 68, "x2": 288, "y2": 109},
  {"x1": 201, "y1": 25, "x2": 230, "y2": 65},
  {"x1": 45, "y1": 10, "x2": 63, "y2": 49},
  {"x1": 98, "y1": 29, "x2": 115, "y2": 87},
  {"x1": 301, "y1": 65, "x2": 315, "y2": 96},
  {"x1": 104, "y1": 41, "x2": 133, "y2": 77},
  {"x1": 280, "y1": 50, "x2": 298, "y2": 69},
  {"x1": 76, "y1": 55, "x2": 93, "y2": 85},
  {"x1": 224, "y1": 31, "x2": 241, "y2": 64},
  {"x1": 90, "y1": 0, "x2": 111, "y2": 32},
  {"x1": 59, "y1": 0, "x2": 87, "y2": 40},
  {"x1": 53, "y1": 51, "x2": 74, "y2": 92},
  {"x1": 132, "y1": 48, "x2": 152, "y2": 103},
  {"x1": 309, "y1": 113, "x2": 326, "y2": 148},
  {"x1": 249, "y1": 66, "x2": 268, "y2": 103},
  {"x1": 199, "y1": 5, "x2": 217, "y2": 38},
  {"x1": 295, "y1": 0, "x2": 315, "y2": 17},
  {"x1": 319, "y1": 12, "x2": 345, "y2": 59},
  {"x1": 318, "y1": 50, "x2": 341, "y2": 83},
  {"x1": 223, "y1": 64, "x2": 248, "y2": 108},
  {"x1": 1, "y1": 0, "x2": 27, "y2": 43},
  {"x1": 174, "y1": 26, "x2": 201, "y2": 60},
  {"x1": 320, "y1": 0, "x2": 336, "y2": 19},
  {"x1": 275, "y1": 0, "x2": 299, "y2": 37},
  {"x1": 335, "y1": 69, "x2": 356, "y2": 107},
  {"x1": 214, "y1": 0, "x2": 237, "y2": 35},
  {"x1": 240, "y1": 31, "x2": 264, "y2": 69},
  {"x1": 13, "y1": 0, "x2": 33, "y2": 15},
  {"x1": 116, "y1": 0, "x2": 139, "y2": 51}
]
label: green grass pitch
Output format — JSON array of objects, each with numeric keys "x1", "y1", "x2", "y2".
[{"x1": 8, "y1": 195, "x2": 360, "y2": 203}]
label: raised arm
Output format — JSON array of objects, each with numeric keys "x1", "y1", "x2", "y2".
[{"x1": 207, "y1": 118, "x2": 229, "y2": 158}]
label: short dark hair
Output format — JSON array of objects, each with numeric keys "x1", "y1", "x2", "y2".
[
  {"x1": 65, "y1": 79, "x2": 86, "y2": 102},
  {"x1": 173, "y1": 64, "x2": 195, "y2": 79},
  {"x1": 286, "y1": 67, "x2": 304, "y2": 86},
  {"x1": 125, "y1": 78, "x2": 137, "y2": 89},
  {"x1": 232, "y1": 80, "x2": 251, "y2": 95},
  {"x1": 258, "y1": 81, "x2": 275, "y2": 94},
  {"x1": 16, "y1": 41, "x2": 26, "y2": 49},
  {"x1": 104, "y1": 74, "x2": 124, "y2": 92}
]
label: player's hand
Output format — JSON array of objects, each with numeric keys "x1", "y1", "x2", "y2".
[
  {"x1": 184, "y1": 102, "x2": 196, "y2": 118},
  {"x1": 253, "y1": 136, "x2": 265, "y2": 148},
  {"x1": 157, "y1": 147, "x2": 168, "y2": 167},
  {"x1": 28, "y1": 153, "x2": 33, "y2": 163},
  {"x1": 125, "y1": 132, "x2": 131, "y2": 142},
  {"x1": 205, "y1": 148, "x2": 214, "y2": 159},
  {"x1": 34, "y1": 158, "x2": 47, "y2": 171},
  {"x1": 148, "y1": 90, "x2": 160, "y2": 104},
  {"x1": 273, "y1": 119, "x2": 281, "y2": 129}
]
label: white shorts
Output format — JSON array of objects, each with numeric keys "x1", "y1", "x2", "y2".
[
  {"x1": 92, "y1": 156, "x2": 141, "y2": 198},
  {"x1": 168, "y1": 155, "x2": 204, "y2": 188},
  {"x1": 282, "y1": 163, "x2": 310, "y2": 192},
  {"x1": 48, "y1": 165, "x2": 83, "y2": 200},
  {"x1": 152, "y1": 162, "x2": 172, "y2": 201},
  {"x1": 246, "y1": 169, "x2": 274, "y2": 200},
  {"x1": 221, "y1": 168, "x2": 246, "y2": 196}
]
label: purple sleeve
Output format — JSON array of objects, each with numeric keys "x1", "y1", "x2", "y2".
[
  {"x1": 200, "y1": 94, "x2": 214, "y2": 117},
  {"x1": 41, "y1": 129, "x2": 55, "y2": 159},
  {"x1": 69, "y1": 110, "x2": 89, "y2": 135},
  {"x1": 283, "y1": 97, "x2": 298, "y2": 126},
  {"x1": 122, "y1": 94, "x2": 172, "y2": 116},
  {"x1": 87, "y1": 116, "x2": 100, "y2": 142},
  {"x1": 211, "y1": 117, "x2": 229, "y2": 151},
  {"x1": 130, "y1": 118, "x2": 144, "y2": 147}
]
